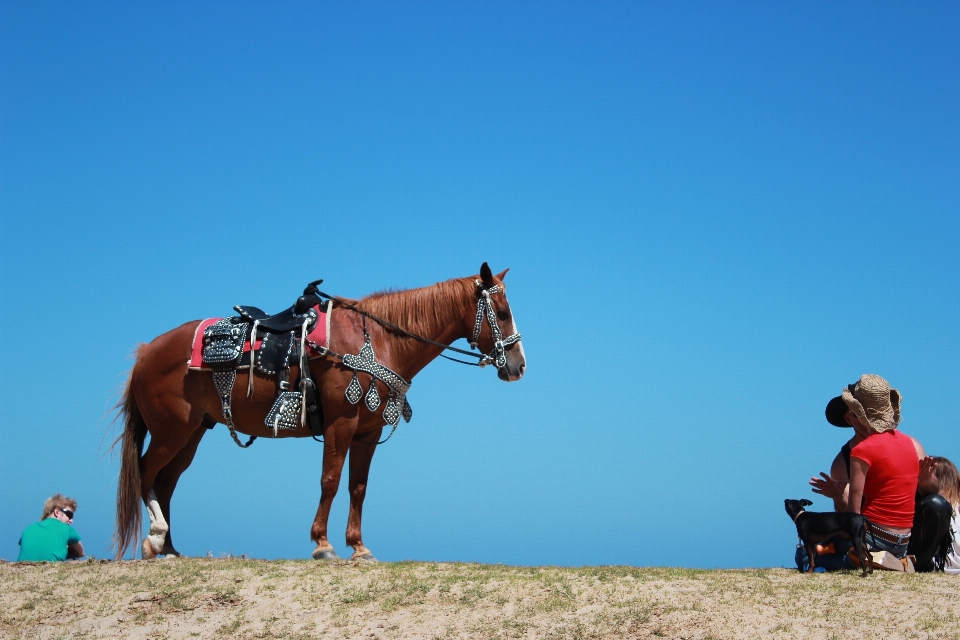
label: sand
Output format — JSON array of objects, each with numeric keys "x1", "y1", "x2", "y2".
[{"x1": 2, "y1": 558, "x2": 958, "y2": 639}]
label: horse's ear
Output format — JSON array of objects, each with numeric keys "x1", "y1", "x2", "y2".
[
  {"x1": 496, "y1": 268, "x2": 509, "y2": 280},
  {"x1": 480, "y1": 262, "x2": 494, "y2": 288}
]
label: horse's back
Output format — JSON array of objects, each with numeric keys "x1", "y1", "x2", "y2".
[
  {"x1": 134, "y1": 320, "x2": 201, "y2": 371},
  {"x1": 131, "y1": 320, "x2": 211, "y2": 416}
]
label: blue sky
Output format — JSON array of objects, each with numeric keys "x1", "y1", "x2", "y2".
[{"x1": 1, "y1": 2, "x2": 958, "y2": 568}]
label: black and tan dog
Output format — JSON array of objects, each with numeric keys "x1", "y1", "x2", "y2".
[{"x1": 785, "y1": 499, "x2": 873, "y2": 577}]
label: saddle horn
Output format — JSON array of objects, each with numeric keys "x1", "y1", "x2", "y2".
[
  {"x1": 304, "y1": 279, "x2": 323, "y2": 294},
  {"x1": 295, "y1": 279, "x2": 324, "y2": 314}
]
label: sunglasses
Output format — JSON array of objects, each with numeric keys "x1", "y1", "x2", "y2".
[{"x1": 60, "y1": 509, "x2": 74, "y2": 520}]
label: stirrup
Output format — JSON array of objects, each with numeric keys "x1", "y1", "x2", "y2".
[{"x1": 265, "y1": 391, "x2": 303, "y2": 434}]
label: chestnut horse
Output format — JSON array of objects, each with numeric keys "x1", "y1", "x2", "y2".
[{"x1": 114, "y1": 263, "x2": 525, "y2": 560}]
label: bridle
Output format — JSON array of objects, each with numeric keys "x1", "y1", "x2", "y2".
[{"x1": 469, "y1": 280, "x2": 523, "y2": 369}]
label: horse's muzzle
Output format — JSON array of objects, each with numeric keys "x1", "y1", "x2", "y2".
[{"x1": 497, "y1": 344, "x2": 526, "y2": 382}]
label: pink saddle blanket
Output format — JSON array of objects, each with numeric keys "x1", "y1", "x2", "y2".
[{"x1": 188, "y1": 304, "x2": 331, "y2": 370}]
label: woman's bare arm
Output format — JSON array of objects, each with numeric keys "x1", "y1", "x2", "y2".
[{"x1": 848, "y1": 458, "x2": 869, "y2": 514}]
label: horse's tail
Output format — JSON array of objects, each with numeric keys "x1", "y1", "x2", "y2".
[{"x1": 114, "y1": 365, "x2": 147, "y2": 560}]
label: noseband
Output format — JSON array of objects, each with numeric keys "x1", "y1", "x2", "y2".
[{"x1": 470, "y1": 280, "x2": 522, "y2": 370}]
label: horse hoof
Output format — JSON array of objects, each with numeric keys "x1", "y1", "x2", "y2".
[
  {"x1": 351, "y1": 552, "x2": 378, "y2": 562},
  {"x1": 141, "y1": 539, "x2": 158, "y2": 560},
  {"x1": 312, "y1": 547, "x2": 340, "y2": 561}
]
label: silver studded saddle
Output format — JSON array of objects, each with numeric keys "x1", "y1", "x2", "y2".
[{"x1": 188, "y1": 281, "x2": 332, "y2": 442}]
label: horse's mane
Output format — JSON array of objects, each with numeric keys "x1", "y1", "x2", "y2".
[{"x1": 355, "y1": 277, "x2": 476, "y2": 337}]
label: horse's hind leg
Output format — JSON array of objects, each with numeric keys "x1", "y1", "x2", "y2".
[
  {"x1": 139, "y1": 411, "x2": 207, "y2": 559},
  {"x1": 151, "y1": 422, "x2": 209, "y2": 557},
  {"x1": 346, "y1": 434, "x2": 381, "y2": 561}
]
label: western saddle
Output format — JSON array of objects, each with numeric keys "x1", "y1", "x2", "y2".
[{"x1": 202, "y1": 280, "x2": 327, "y2": 443}]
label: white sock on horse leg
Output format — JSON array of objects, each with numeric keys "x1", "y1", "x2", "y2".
[{"x1": 145, "y1": 492, "x2": 169, "y2": 555}]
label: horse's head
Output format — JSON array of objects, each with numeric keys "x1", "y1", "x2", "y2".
[{"x1": 471, "y1": 262, "x2": 526, "y2": 382}]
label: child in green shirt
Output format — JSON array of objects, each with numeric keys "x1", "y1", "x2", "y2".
[{"x1": 18, "y1": 494, "x2": 84, "y2": 562}]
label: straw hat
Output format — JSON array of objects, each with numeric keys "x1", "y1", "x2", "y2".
[{"x1": 838, "y1": 374, "x2": 901, "y2": 433}]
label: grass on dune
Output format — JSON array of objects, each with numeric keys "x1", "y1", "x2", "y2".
[{"x1": 2, "y1": 558, "x2": 958, "y2": 639}]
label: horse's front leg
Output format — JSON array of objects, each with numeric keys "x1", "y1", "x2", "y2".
[
  {"x1": 310, "y1": 413, "x2": 357, "y2": 560},
  {"x1": 346, "y1": 429, "x2": 382, "y2": 561}
]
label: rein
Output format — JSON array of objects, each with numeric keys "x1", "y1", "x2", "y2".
[{"x1": 312, "y1": 281, "x2": 521, "y2": 370}]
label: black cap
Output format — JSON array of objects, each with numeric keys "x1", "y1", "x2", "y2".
[{"x1": 825, "y1": 396, "x2": 850, "y2": 427}]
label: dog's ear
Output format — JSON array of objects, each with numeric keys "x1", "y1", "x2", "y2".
[{"x1": 800, "y1": 499, "x2": 813, "y2": 507}]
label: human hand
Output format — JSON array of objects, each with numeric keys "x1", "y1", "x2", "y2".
[
  {"x1": 918, "y1": 456, "x2": 940, "y2": 495},
  {"x1": 919, "y1": 456, "x2": 938, "y2": 479},
  {"x1": 809, "y1": 472, "x2": 844, "y2": 500}
]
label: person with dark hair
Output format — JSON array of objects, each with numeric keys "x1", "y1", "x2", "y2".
[
  {"x1": 931, "y1": 456, "x2": 960, "y2": 575},
  {"x1": 17, "y1": 494, "x2": 84, "y2": 562},
  {"x1": 805, "y1": 375, "x2": 952, "y2": 572}
]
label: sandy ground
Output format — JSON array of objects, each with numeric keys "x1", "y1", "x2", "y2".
[{"x1": 2, "y1": 558, "x2": 959, "y2": 639}]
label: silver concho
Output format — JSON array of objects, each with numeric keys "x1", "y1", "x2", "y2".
[
  {"x1": 383, "y1": 396, "x2": 400, "y2": 427},
  {"x1": 345, "y1": 373, "x2": 363, "y2": 405},
  {"x1": 364, "y1": 381, "x2": 381, "y2": 412}
]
